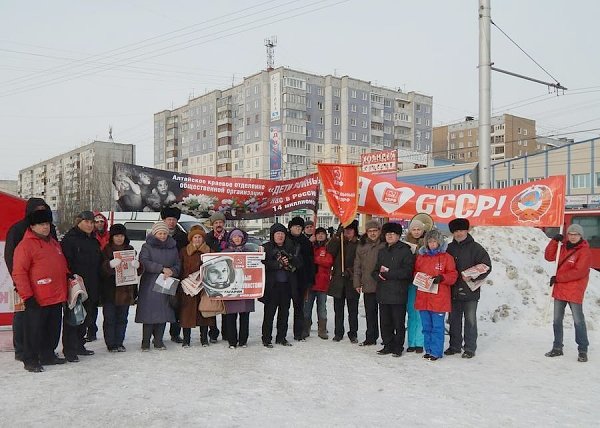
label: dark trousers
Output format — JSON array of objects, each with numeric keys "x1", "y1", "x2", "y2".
[
  {"x1": 23, "y1": 303, "x2": 62, "y2": 365},
  {"x1": 292, "y1": 288, "x2": 306, "y2": 339},
  {"x1": 262, "y1": 282, "x2": 292, "y2": 344},
  {"x1": 13, "y1": 310, "x2": 25, "y2": 360},
  {"x1": 102, "y1": 302, "x2": 129, "y2": 349},
  {"x1": 212, "y1": 316, "x2": 223, "y2": 341},
  {"x1": 379, "y1": 303, "x2": 407, "y2": 354},
  {"x1": 84, "y1": 299, "x2": 98, "y2": 339},
  {"x1": 363, "y1": 292, "x2": 379, "y2": 343},
  {"x1": 142, "y1": 323, "x2": 166, "y2": 347},
  {"x1": 333, "y1": 287, "x2": 359, "y2": 340},
  {"x1": 224, "y1": 312, "x2": 250, "y2": 346},
  {"x1": 449, "y1": 300, "x2": 478, "y2": 353},
  {"x1": 62, "y1": 310, "x2": 87, "y2": 358},
  {"x1": 169, "y1": 321, "x2": 181, "y2": 338}
]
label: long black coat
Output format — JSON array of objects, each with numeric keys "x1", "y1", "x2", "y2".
[
  {"x1": 61, "y1": 226, "x2": 103, "y2": 304},
  {"x1": 373, "y1": 241, "x2": 414, "y2": 305},
  {"x1": 446, "y1": 233, "x2": 492, "y2": 302},
  {"x1": 261, "y1": 238, "x2": 302, "y2": 304},
  {"x1": 326, "y1": 235, "x2": 359, "y2": 299},
  {"x1": 288, "y1": 232, "x2": 315, "y2": 291}
]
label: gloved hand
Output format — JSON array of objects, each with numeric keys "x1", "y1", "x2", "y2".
[
  {"x1": 432, "y1": 275, "x2": 444, "y2": 284},
  {"x1": 109, "y1": 258, "x2": 122, "y2": 268},
  {"x1": 336, "y1": 224, "x2": 344, "y2": 236},
  {"x1": 131, "y1": 259, "x2": 140, "y2": 269},
  {"x1": 25, "y1": 297, "x2": 39, "y2": 309},
  {"x1": 549, "y1": 276, "x2": 556, "y2": 287},
  {"x1": 552, "y1": 234, "x2": 564, "y2": 242}
]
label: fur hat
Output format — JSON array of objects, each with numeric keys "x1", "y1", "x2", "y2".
[
  {"x1": 77, "y1": 210, "x2": 95, "y2": 221},
  {"x1": 382, "y1": 222, "x2": 403, "y2": 236},
  {"x1": 424, "y1": 229, "x2": 445, "y2": 246},
  {"x1": 270, "y1": 222, "x2": 287, "y2": 241},
  {"x1": 160, "y1": 206, "x2": 181, "y2": 220},
  {"x1": 210, "y1": 211, "x2": 226, "y2": 223},
  {"x1": 28, "y1": 209, "x2": 53, "y2": 226},
  {"x1": 409, "y1": 219, "x2": 424, "y2": 230},
  {"x1": 288, "y1": 216, "x2": 305, "y2": 229},
  {"x1": 304, "y1": 220, "x2": 314, "y2": 227},
  {"x1": 449, "y1": 218, "x2": 470, "y2": 233},
  {"x1": 343, "y1": 220, "x2": 359, "y2": 235},
  {"x1": 567, "y1": 223, "x2": 585, "y2": 239},
  {"x1": 315, "y1": 227, "x2": 328, "y2": 236},
  {"x1": 109, "y1": 223, "x2": 127, "y2": 237},
  {"x1": 187, "y1": 225, "x2": 206, "y2": 241},
  {"x1": 151, "y1": 221, "x2": 169, "y2": 236},
  {"x1": 365, "y1": 220, "x2": 381, "y2": 231}
]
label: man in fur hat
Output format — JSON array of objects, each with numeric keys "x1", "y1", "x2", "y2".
[{"x1": 445, "y1": 218, "x2": 492, "y2": 359}]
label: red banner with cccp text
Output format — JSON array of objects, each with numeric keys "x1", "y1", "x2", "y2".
[{"x1": 317, "y1": 163, "x2": 360, "y2": 227}]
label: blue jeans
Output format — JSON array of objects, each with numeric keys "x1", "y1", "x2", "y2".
[
  {"x1": 449, "y1": 300, "x2": 478, "y2": 353},
  {"x1": 103, "y1": 302, "x2": 129, "y2": 348},
  {"x1": 407, "y1": 284, "x2": 424, "y2": 347},
  {"x1": 304, "y1": 290, "x2": 327, "y2": 321},
  {"x1": 420, "y1": 310, "x2": 446, "y2": 358},
  {"x1": 552, "y1": 299, "x2": 589, "y2": 352}
]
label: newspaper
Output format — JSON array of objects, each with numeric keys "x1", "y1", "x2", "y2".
[
  {"x1": 113, "y1": 250, "x2": 139, "y2": 287},
  {"x1": 152, "y1": 274, "x2": 179, "y2": 296},
  {"x1": 461, "y1": 263, "x2": 490, "y2": 291},
  {"x1": 413, "y1": 272, "x2": 439, "y2": 294}
]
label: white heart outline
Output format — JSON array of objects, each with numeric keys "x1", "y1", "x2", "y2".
[{"x1": 372, "y1": 182, "x2": 416, "y2": 214}]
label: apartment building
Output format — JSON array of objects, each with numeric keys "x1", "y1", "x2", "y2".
[
  {"x1": 154, "y1": 67, "x2": 433, "y2": 227},
  {"x1": 432, "y1": 114, "x2": 541, "y2": 162},
  {"x1": 18, "y1": 141, "x2": 135, "y2": 227}
]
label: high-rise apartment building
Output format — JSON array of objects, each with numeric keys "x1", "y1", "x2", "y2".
[
  {"x1": 18, "y1": 140, "x2": 135, "y2": 229},
  {"x1": 154, "y1": 67, "x2": 433, "y2": 227},
  {"x1": 432, "y1": 114, "x2": 540, "y2": 162}
]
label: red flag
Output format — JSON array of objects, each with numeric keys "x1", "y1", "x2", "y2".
[{"x1": 318, "y1": 163, "x2": 360, "y2": 227}]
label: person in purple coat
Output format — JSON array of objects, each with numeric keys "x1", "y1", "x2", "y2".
[{"x1": 223, "y1": 228, "x2": 256, "y2": 348}]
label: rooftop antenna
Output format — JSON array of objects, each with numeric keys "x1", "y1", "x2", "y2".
[
  {"x1": 108, "y1": 125, "x2": 114, "y2": 142},
  {"x1": 265, "y1": 35, "x2": 277, "y2": 71}
]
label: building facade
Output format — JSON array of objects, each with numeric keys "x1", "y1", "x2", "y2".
[
  {"x1": 18, "y1": 140, "x2": 135, "y2": 230},
  {"x1": 154, "y1": 67, "x2": 433, "y2": 228},
  {"x1": 432, "y1": 114, "x2": 542, "y2": 162}
]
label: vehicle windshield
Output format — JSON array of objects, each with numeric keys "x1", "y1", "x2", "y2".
[{"x1": 179, "y1": 221, "x2": 209, "y2": 233}]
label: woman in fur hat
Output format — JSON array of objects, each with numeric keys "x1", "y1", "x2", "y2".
[
  {"x1": 414, "y1": 229, "x2": 458, "y2": 361},
  {"x1": 179, "y1": 225, "x2": 214, "y2": 348},
  {"x1": 101, "y1": 224, "x2": 141, "y2": 352}
]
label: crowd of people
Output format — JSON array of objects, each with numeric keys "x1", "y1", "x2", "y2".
[{"x1": 4, "y1": 197, "x2": 593, "y2": 373}]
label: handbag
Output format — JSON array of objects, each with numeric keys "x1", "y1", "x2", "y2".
[
  {"x1": 65, "y1": 295, "x2": 87, "y2": 326},
  {"x1": 198, "y1": 290, "x2": 225, "y2": 317}
]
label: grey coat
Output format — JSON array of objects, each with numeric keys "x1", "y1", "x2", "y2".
[
  {"x1": 135, "y1": 234, "x2": 181, "y2": 324},
  {"x1": 353, "y1": 237, "x2": 385, "y2": 294}
]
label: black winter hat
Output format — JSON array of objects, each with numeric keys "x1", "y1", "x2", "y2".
[
  {"x1": 448, "y1": 218, "x2": 470, "y2": 233},
  {"x1": 342, "y1": 220, "x2": 359, "y2": 235},
  {"x1": 382, "y1": 222, "x2": 403, "y2": 236},
  {"x1": 315, "y1": 227, "x2": 327, "y2": 236},
  {"x1": 160, "y1": 206, "x2": 181, "y2": 220},
  {"x1": 270, "y1": 222, "x2": 288, "y2": 241},
  {"x1": 288, "y1": 216, "x2": 305, "y2": 229},
  {"x1": 109, "y1": 223, "x2": 127, "y2": 237},
  {"x1": 28, "y1": 209, "x2": 53, "y2": 226}
]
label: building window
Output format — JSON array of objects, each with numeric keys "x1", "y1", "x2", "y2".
[
  {"x1": 450, "y1": 132, "x2": 456, "y2": 139},
  {"x1": 351, "y1": 104, "x2": 357, "y2": 113},
  {"x1": 319, "y1": 116, "x2": 324, "y2": 125},
  {"x1": 362, "y1": 92, "x2": 368, "y2": 101},
  {"x1": 361, "y1": 134, "x2": 368, "y2": 143},
  {"x1": 351, "y1": 89, "x2": 357, "y2": 98},
  {"x1": 334, "y1": 104, "x2": 340, "y2": 111},
  {"x1": 362, "y1": 106, "x2": 368, "y2": 115},
  {"x1": 317, "y1": 130, "x2": 324, "y2": 139},
  {"x1": 416, "y1": 104, "x2": 422, "y2": 112},
  {"x1": 350, "y1": 132, "x2": 357, "y2": 140},
  {"x1": 416, "y1": 117, "x2": 422, "y2": 125},
  {"x1": 317, "y1": 101, "x2": 323, "y2": 110},
  {"x1": 334, "y1": 117, "x2": 340, "y2": 125},
  {"x1": 350, "y1": 118, "x2": 357, "y2": 126},
  {"x1": 572, "y1": 173, "x2": 591, "y2": 189},
  {"x1": 317, "y1": 87, "x2": 323, "y2": 96},
  {"x1": 334, "y1": 88, "x2": 341, "y2": 97},
  {"x1": 496, "y1": 179, "x2": 508, "y2": 188}
]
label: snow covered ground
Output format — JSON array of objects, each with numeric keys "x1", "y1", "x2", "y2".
[{"x1": 1, "y1": 227, "x2": 599, "y2": 427}]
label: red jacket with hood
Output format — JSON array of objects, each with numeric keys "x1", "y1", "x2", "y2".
[
  {"x1": 312, "y1": 241, "x2": 333, "y2": 292},
  {"x1": 414, "y1": 243, "x2": 458, "y2": 313},
  {"x1": 545, "y1": 238, "x2": 591, "y2": 304},
  {"x1": 12, "y1": 229, "x2": 69, "y2": 306},
  {"x1": 93, "y1": 211, "x2": 110, "y2": 249}
]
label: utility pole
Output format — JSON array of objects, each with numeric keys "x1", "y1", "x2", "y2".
[{"x1": 478, "y1": 0, "x2": 491, "y2": 189}]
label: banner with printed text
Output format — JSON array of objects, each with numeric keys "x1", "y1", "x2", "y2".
[
  {"x1": 317, "y1": 163, "x2": 360, "y2": 227},
  {"x1": 357, "y1": 172, "x2": 565, "y2": 227},
  {"x1": 200, "y1": 252, "x2": 265, "y2": 300},
  {"x1": 112, "y1": 162, "x2": 319, "y2": 220}
]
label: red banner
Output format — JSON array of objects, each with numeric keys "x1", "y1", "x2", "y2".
[
  {"x1": 113, "y1": 162, "x2": 319, "y2": 220},
  {"x1": 318, "y1": 163, "x2": 360, "y2": 227},
  {"x1": 356, "y1": 173, "x2": 565, "y2": 227}
]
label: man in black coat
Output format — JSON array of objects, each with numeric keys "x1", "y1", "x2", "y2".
[
  {"x1": 160, "y1": 206, "x2": 188, "y2": 343},
  {"x1": 4, "y1": 198, "x2": 57, "y2": 362},
  {"x1": 373, "y1": 222, "x2": 414, "y2": 357},
  {"x1": 287, "y1": 217, "x2": 316, "y2": 340},
  {"x1": 261, "y1": 223, "x2": 303, "y2": 347},
  {"x1": 445, "y1": 218, "x2": 492, "y2": 359},
  {"x1": 61, "y1": 210, "x2": 103, "y2": 361}
]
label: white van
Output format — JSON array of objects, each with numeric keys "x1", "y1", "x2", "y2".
[{"x1": 101, "y1": 211, "x2": 210, "y2": 252}]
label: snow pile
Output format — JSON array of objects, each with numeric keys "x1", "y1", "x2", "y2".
[{"x1": 471, "y1": 226, "x2": 600, "y2": 329}]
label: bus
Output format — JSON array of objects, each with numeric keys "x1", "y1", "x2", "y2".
[{"x1": 542, "y1": 209, "x2": 600, "y2": 271}]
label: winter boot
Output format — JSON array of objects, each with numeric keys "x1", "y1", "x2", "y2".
[
  {"x1": 317, "y1": 318, "x2": 328, "y2": 340},
  {"x1": 301, "y1": 319, "x2": 312, "y2": 339}
]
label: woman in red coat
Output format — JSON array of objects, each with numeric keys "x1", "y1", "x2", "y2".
[
  {"x1": 414, "y1": 229, "x2": 458, "y2": 361},
  {"x1": 11, "y1": 209, "x2": 69, "y2": 372},
  {"x1": 544, "y1": 224, "x2": 592, "y2": 362},
  {"x1": 305, "y1": 227, "x2": 334, "y2": 339}
]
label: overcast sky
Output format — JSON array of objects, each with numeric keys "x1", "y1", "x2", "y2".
[{"x1": 1, "y1": 0, "x2": 599, "y2": 179}]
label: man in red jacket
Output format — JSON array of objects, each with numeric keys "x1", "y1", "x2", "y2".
[
  {"x1": 544, "y1": 224, "x2": 591, "y2": 362},
  {"x1": 11, "y1": 209, "x2": 69, "y2": 372}
]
